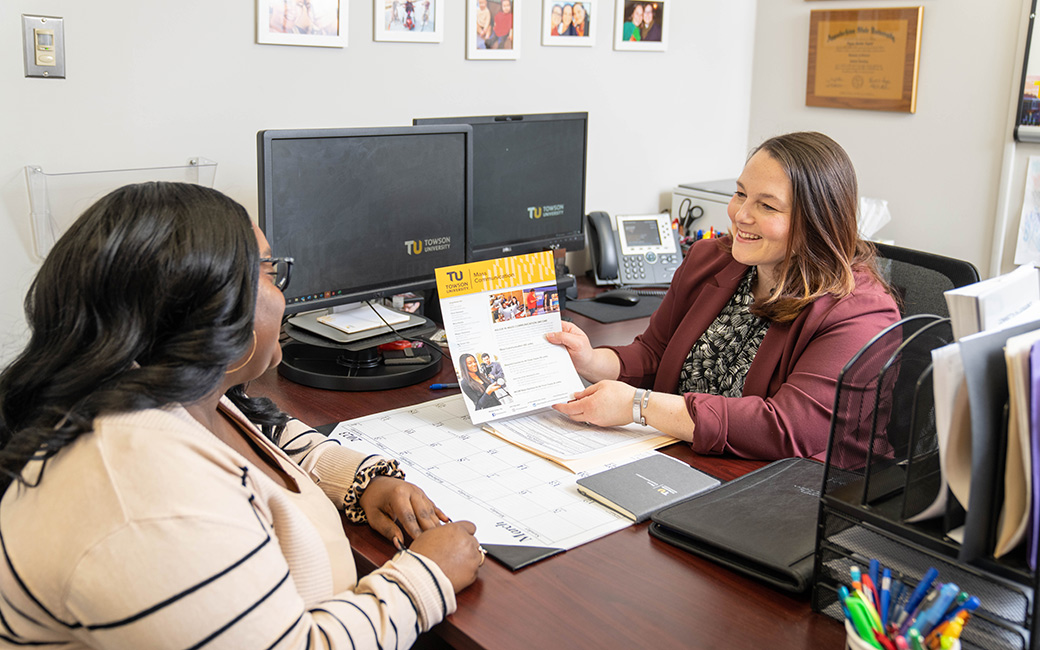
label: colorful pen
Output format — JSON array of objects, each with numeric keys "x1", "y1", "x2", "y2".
[
  {"x1": 429, "y1": 382, "x2": 460, "y2": 390},
  {"x1": 863, "y1": 574, "x2": 880, "y2": 611},
  {"x1": 937, "y1": 595, "x2": 979, "y2": 628},
  {"x1": 911, "y1": 583, "x2": 960, "y2": 636},
  {"x1": 908, "y1": 629, "x2": 926, "y2": 650},
  {"x1": 941, "y1": 617, "x2": 964, "y2": 646},
  {"x1": 873, "y1": 629, "x2": 897, "y2": 650},
  {"x1": 890, "y1": 580, "x2": 906, "y2": 624},
  {"x1": 903, "y1": 587, "x2": 941, "y2": 636},
  {"x1": 846, "y1": 596, "x2": 885, "y2": 650},
  {"x1": 896, "y1": 567, "x2": 939, "y2": 631},
  {"x1": 838, "y1": 585, "x2": 852, "y2": 619},
  {"x1": 880, "y1": 568, "x2": 892, "y2": 627},
  {"x1": 869, "y1": 559, "x2": 880, "y2": 599}
]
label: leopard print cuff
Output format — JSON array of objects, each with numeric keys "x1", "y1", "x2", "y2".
[{"x1": 343, "y1": 459, "x2": 406, "y2": 523}]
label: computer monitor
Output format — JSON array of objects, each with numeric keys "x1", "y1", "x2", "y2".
[
  {"x1": 413, "y1": 112, "x2": 587, "y2": 264},
  {"x1": 257, "y1": 125, "x2": 472, "y2": 390}
]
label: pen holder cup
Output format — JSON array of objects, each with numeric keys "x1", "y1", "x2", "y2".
[{"x1": 845, "y1": 620, "x2": 960, "y2": 650}]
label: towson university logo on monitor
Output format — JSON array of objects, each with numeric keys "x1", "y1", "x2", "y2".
[{"x1": 403, "y1": 236, "x2": 452, "y2": 255}]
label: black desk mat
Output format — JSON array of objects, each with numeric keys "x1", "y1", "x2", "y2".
[{"x1": 564, "y1": 294, "x2": 663, "y2": 323}]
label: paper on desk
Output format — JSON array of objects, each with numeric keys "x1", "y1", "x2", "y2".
[
  {"x1": 906, "y1": 343, "x2": 971, "y2": 523},
  {"x1": 483, "y1": 410, "x2": 673, "y2": 473},
  {"x1": 317, "y1": 302, "x2": 410, "y2": 334},
  {"x1": 331, "y1": 395, "x2": 649, "y2": 569}
]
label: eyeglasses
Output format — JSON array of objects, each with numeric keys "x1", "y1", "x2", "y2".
[{"x1": 260, "y1": 257, "x2": 294, "y2": 292}]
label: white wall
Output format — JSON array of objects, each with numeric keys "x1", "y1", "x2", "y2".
[
  {"x1": 748, "y1": 0, "x2": 1026, "y2": 279},
  {"x1": 0, "y1": 0, "x2": 757, "y2": 363}
]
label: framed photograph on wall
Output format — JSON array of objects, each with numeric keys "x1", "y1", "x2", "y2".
[
  {"x1": 542, "y1": 0, "x2": 596, "y2": 47},
  {"x1": 613, "y1": 1, "x2": 667, "y2": 52},
  {"x1": 375, "y1": 0, "x2": 444, "y2": 42},
  {"x1": 257, "y1": 0, "x2": 347, "y2": 47},
  {"x1": 468, "y1": 0, "x2": 520, "y2": 60}
]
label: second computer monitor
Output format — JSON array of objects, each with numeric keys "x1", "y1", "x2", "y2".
[{"x1": 414, "y1": 112, "x2": 588, "y2": 262}]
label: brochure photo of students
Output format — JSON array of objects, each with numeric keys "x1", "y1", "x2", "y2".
[
  {"x1": 489, "y1": 285, "x2": 559, "y2": 323},
  {"x1": 528, "y1": 287, "x2": 560, "y2": 315},
  {"x1": 458, "y1": 351, "x2": 512, "y2": 410}
]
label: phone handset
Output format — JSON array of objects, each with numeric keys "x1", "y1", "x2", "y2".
[{"x1": 586, "y1": 211, "x2": 620, "y2": 286}]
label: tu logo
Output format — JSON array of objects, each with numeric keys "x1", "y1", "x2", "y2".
[
  {"x1": 446, "y1": 271, "x2": 464, "y2": 282},
  {"x1": 527, "y1": 207, "x2": 542, "y2": 219},
  {"x1": 404, "y1": 240, "x2": 423, "y2": 255}
]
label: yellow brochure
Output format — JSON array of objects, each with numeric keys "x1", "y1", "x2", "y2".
[{"x1": 435, "y1": 251, "x2": 582, "y2": 425}]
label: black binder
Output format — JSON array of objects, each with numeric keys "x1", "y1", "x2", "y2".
[{"x1": 649, "y1": 457, "x2": 825, "y2": 593}]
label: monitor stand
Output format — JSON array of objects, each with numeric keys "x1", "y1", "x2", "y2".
[{"x1": 278, "y1": 309, "x2": 442, "y2": 392}]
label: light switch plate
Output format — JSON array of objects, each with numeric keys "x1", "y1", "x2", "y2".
[{"x1": 22, "y1": 15, "x2": 65, "y2": 79}]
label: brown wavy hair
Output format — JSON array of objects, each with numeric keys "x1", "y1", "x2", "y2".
[{"x1": 720, "y1": 131, "x2": 888, "y2": 323}]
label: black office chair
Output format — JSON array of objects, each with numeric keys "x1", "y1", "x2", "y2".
[{"x1": 873, "y1": 242, "x2": 981, "y2": 318}]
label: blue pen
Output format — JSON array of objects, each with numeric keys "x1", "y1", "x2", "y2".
[
  {"x1": 838, "y1": 585, "x2": 852, "y2": 619},
  {"x1": 902, "y1": 585, "x2": 942, "y2": 636},
  {"x1": 429, "y1": 382, "x2": 460, "y2": 390},
  {"x1": 896, "y1": 567, "x2": 938, "y2": 631},
  {"x1": 890, "y1": 579, "x2": 905, "y2": 615},
  {"x1": 937, "y1": 595, "x2": 980, "y2": 628},
  {"x1": 880, "y1": 568, "x2": 891, "y2": 627},
  {"x1": 911, "y1": 582, "x2": 960, "y2": 636}
]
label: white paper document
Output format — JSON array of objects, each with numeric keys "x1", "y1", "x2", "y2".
[
  {"x1": 331, "y1": 395, "x2": 647, "y2": 553},
  {"x1": 484, "y1": 410, "x2": 672, "y2": 473},
  {"x1": 435, "y1": 251, "x2": 584, "y2": 424}
]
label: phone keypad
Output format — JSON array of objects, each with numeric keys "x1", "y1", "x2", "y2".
[{"x1": 620, "y1": 253, "x2": 679, "y2": 284}]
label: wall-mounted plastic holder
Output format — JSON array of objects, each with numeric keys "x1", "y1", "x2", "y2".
[{"x1": 25, "y1": 158, "x2": 217, "y2": 259}]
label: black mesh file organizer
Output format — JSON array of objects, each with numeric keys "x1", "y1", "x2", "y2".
[{"x1": 811, "y1": 315, "x2": 1040, "y2": 650}]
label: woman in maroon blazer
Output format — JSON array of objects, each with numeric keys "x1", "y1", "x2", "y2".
[{"x1": 549, "y1": 132, "x2": 899, "y2": 460}]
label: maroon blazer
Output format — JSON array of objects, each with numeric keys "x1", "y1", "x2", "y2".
[{"x1": 607, "y1": 238, "x2": 900, "y2": 461}]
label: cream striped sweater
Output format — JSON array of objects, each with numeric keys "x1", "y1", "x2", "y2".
[{"x1": 0, "y1": 397, "x2": 454, "y2": 648}]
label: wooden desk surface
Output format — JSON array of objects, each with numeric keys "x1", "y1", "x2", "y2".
[{"x1": 250, "y1": 288, "x2": 845, "y2": 650}]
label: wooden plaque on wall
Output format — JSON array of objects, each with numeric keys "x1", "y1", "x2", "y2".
[{"x1": 806, "y1": 7, "x2": 923, "y2": 113}]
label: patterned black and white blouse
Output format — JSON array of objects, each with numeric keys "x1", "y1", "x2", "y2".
[{"x1": 678, "y1": 268, "x2": 771, "y2": 397}]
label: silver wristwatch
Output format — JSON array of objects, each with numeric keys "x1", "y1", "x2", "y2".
[{"x1": 632, "y1": 388, "x2": 651, "y2": 426}]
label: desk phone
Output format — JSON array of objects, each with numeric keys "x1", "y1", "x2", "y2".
[{"x1": 587, "y1": 211, "x2": 681, "y2": 287}]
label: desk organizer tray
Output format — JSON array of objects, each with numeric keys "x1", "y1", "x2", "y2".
[{"x1": 809, "y1": 316, "x2": 1040, "y2": 650}]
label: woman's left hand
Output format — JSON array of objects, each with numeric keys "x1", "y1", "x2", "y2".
[
  {"x1": 552, "y1": 380, "x2": 636, "y2": 427},
  {"x1": 359, "y1": 477, "x2": 450, "y2": 546}
]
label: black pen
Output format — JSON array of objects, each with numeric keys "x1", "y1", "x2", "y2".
[{"x1": 430, "y1": 382, "x2": 460, "y2": 390}]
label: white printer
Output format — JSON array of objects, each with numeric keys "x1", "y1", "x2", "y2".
[{"x1": 670, "y1": 179, "x2": 735, "y2": 237}]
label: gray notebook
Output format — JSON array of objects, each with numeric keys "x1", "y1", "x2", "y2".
[{"x1": 576, "y1": 454, "x2": 721, "y2": 522}]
